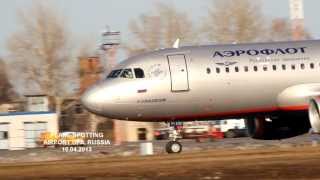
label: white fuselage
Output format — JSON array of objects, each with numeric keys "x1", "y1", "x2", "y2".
[{"x1": 82, "y1": 40, "x2": 320, "y2": 122}]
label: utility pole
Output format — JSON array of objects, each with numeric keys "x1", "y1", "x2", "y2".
[{"x1": 289, "y1": 0, "x2": 305, "y2": 40}]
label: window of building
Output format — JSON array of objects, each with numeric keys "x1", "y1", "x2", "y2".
[
  {"x1": 137, "y1": 128, "x2": 147, "y2": 140},
  {"x1": 134, "y1": 68, "x2": 145, "y2": 78},
  {"x1": 225, "y1": 67, "x2": 230, "y2": 73},
  {"x1": 75, "y1": 104, "x2": 83, "y2": 114},
  {"x1": 206, "y1": 68, "x2": 211, "y2": 74},
  {"x1": 272, "y1": 65, "x2": 277, "y2": 71},
  {"x1": 282, "y1": 64, "x2": 286, "y2": 70},
  {"x1": 120, "y1": 69, "x2": 133, "y2": 78},
  {"x1": 216, "y1": 67, "x2": 220, "y2": 74},
  {"x1": 291, "y1": 64, "x2": 296, "y2": 70},
  {"x1": 253, "y1": 66, "x2": 258, "y2": 72},
  {"x1": 235, "y1": 67, "x2": 239, "y2": 72},
  {"x1": 0, "y1": 131, "x2": 8, "y2": 140},
  {"x1": 310, "y1": 63, "x2": 315, "y2": 69},
  {"x1": 244, "y1": 66, "x2": 249, "y2": 72},
  {"x1": 300, "y1": 63, "x2": 305, "y2": 70}
]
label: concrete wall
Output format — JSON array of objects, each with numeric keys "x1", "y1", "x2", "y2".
[{"x1": 0, "y1": 112, "x2": 58, "y2": 150}]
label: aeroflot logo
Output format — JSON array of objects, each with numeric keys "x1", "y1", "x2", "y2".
[{"x1": 213, "y1": 47, "x2": 307, "y2": 58}]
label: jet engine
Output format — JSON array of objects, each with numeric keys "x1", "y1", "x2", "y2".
[
  {"x1": 308, "y1": 98, "x2": 320, "y2": 133},
  {"x1": 246, "y1": 115, "x2": 310, "y2": 140}
]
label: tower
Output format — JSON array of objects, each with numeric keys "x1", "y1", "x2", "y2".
[
  {"x1": 289, "y1": 0, "x2": 305, "y2": 40},
  {"x1": 101, "y1": 27, "x2": 120, "y2": 74}
]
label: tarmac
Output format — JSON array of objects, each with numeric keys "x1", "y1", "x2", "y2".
[{"x1": 1, "y1": 135, "x2": 320, "y2": 179}]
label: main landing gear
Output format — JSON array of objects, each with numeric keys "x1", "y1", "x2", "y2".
[{"x1": 166, "y1": 122, "x2": 183, "y2": 154}]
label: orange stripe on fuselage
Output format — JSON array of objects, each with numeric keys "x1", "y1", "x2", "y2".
[
  {"x1": 279, "y1": 105, "x2": 309, "y2": 111},
  {"x1": 144, "y1": 104, "x2": 309, "y2": 121}
]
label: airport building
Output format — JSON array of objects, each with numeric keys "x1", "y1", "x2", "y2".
[
  {"x1": 0, "y1": 95, "x2": 58, "y2": 150},
  {"x1": 0, "y1": 112, "x2": 58, "y2": 150}
]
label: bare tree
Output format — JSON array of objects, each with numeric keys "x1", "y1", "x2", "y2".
[
  {"x1": 267, "y1": 19, "x2": 292, "y2": 42},
  {"x1": 0, "y1": 58, "x2": 17, "y2": 104},
  {"x1": 267, "y1": 18, "x2": 311, "y2": 41},
  {"x1": 6, "y1": 2, "x2": 74, "y2": 102},
  {"x1": 126, "y1": 3, "x2": 196, "y2": 56},
  {"x1": 202, "y1": 0, "x2": 266, "y2": 44},
  {"x1": 76, "y1": 37, "x2": 98, "y2": 58}
]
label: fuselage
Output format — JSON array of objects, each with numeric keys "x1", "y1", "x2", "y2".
[{"x1": 81, "y1": 40, "x2": 320, "y2": 122}]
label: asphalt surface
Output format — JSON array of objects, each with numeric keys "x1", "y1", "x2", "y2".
[{"x1": 1, "y1": 135, "x2": 320, "y2": 179}]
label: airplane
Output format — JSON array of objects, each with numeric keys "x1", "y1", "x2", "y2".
[{"x1": 81, "y1": 39, "x2": 320, "y2": 153}]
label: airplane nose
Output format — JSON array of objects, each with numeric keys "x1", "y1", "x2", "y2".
[
  {"x1": 81, "y1": 86, "x2": 100, "y2": 112},
  {"x1": 81, "y1": 84, "x2": 117, "y2": 115}
]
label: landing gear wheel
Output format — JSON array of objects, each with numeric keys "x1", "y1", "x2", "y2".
[{"x1": 166, "y1": 141, "x2": 182, "y2": 154}]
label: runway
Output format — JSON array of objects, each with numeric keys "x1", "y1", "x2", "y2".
[{"x1": 1, "y1": 145, "x2": 320, "y2": 180}]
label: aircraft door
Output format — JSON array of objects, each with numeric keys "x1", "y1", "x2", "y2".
[{"x1": 167, "y1": 55, "x2": 189, "y2": 92}]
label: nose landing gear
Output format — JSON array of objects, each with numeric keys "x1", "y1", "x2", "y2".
[
  {"x1": 166, "y1": 122, "x2": 183, "y2": 154},
  {"x1": 166, "y1": 140, "x2": 182, "y2": 153}
]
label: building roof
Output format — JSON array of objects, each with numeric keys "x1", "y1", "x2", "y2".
[
  {"x1": 0, "y1": 111, "x2": 55, "y2": 117},
  {"x1": 24, "y1": 94, "x2": 48, "y2": 97}
]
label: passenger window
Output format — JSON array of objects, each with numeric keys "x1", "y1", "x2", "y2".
[
  {"x1": 291, "y1": 64, "x2": 296, "y2": 70},
  {"x1": 263, "y1": 66, "x2": 267, "y2": 71},
  {"x1": 300, "y1": 64, "x2": 305, "y2": 70},
  {"x1": 244, "y1": 66, "x2": 249, "y2": 72},
  {"x1": 120, "y1": 69, "x2": 133, "y2": 78},
  {"x1": 134, "y1": 68, "x2": 145, "y2": 78},
  {"x1": 216, "y1": 67, "x2": 220, "y2": 74},
  {"x1": 310, "y1": 63, "x2": 314, "y2": 69},
  {"x1": 225, "y1": 67, "x2": 230, "y2": 73},
  {"x1": 207, "y1": 68, "x2": 211, "y2": 74},
  {"x1": 253, "y1": 66, "x2": 258, "y2": 72},
  {"x1": 235, "y1": 67, "x2": 239, "y2": 72},
  {"x1": 107, "y1": 69, "x2": 122, "y2": 78},
  {"x1": 272, "y1": 65, "x2": 276, "y2": 71},
  {"x1": 282, "y1": 64, "x2": 286, "y2": 70}
]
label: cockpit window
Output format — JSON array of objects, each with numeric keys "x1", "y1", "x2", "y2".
[
  {"x1": 107, "y1": 69, "x2": 122, "y2": 78},
  {"x1": 107, "y1": 68, "x2": 144, "y2": 79},
  {"x1": 120, "y1": 68, "x2": 133, "y2": 78},
  {"x1": 134, "y1": 68, "x2": 145, "y2": 78}
]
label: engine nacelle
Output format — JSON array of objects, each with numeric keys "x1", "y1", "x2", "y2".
[
  {"x1": 308, "y1": 98, "x2": 320, "y2": 133},
  {"x1": 246, "y1": 115, "x2": 310, "y2": 140}
]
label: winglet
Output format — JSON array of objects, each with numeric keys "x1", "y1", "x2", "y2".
[{"x1": 173, "y1": 38, "x2": 180, "y2": 48}]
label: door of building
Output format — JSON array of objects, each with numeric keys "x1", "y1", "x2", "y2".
[{"x1": 24, "y1": 122, "x2": 47, "y2": 148}]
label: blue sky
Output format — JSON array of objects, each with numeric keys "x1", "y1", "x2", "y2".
[{"x1": 0, "y1": 0, "x2": 320, "y2": 60}]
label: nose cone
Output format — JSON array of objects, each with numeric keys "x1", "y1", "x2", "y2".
[
  {"x1": 81, "y1": 83, "x2": 118, "y2": 117},
  {"x1": 81, "y1": 86, "x2": 102, "y2": 113}
]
